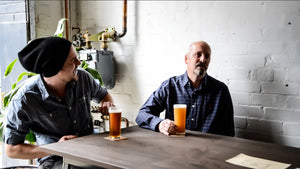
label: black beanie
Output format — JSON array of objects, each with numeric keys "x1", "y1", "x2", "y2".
[{"x1": 18, "y1": 37, "x2": 72, "y2": 77}]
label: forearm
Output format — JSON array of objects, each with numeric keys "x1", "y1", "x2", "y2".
[
  {"x1": 136, "y1": 110, "x2": 163, "y2": 131},
  {"x1": 100, "y1": 93, "x2": 114, "y2": 104},
  {"x1": 5, "y1": 143, "x2": 50, "y2": 159}
]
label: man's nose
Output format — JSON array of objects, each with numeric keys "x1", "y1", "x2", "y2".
[
  {"x1": 199, "y1": 54, "x2": 205, "y2": 63},
  {"x1": 75, "y1": 57, "x2": 81, "y2": 66}
]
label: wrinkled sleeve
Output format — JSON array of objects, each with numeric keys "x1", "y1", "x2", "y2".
[
  {"x1": 4, "y1": 99, "x2": 31, "y2": 145},
  {"x1": 135, "y1": 81, "x2": 169, "y2": 131},
  {"x1": 82, "y1": 69, "x2": 108, "y2": 103}
]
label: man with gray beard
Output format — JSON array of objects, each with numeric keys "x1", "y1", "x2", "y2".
[{"x1": 136, "y1": 41, "x2": 235, "y2": 137}]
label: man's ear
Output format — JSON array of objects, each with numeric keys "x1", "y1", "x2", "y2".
[{"x1": 184, "y1": 54, "x2": 189, "y2": 64}]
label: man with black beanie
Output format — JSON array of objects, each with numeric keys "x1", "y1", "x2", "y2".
[{"x1": 4, "y1": 37, "x2": 114, "y2": 168}]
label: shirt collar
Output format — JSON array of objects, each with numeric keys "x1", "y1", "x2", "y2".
[
  {"x1": 37, "y1": 75, "x2": 50, "y2": 100},
  {"x1": 182, "y1": 71, "x2": 208, "y2": 90},
  {"x1": 37, "y1": 75, "x2": 78, "y2": 101}
]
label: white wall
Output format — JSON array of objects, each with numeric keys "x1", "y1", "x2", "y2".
[{"x1": 35, "y1": 1, "x2": 300, "y2": 148}]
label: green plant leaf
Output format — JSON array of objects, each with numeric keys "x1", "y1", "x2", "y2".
[
  {"x1": 25, "y1": 130, "x2": 36, "y2": 143},
  {"x1": 79, "y1": 60, "x2": 89, "y2": 69},
  {"x1": 4, "y1": 58, "x2": 18, "y2": 77},
  {"x1": 12, "y1": 83, "x2": 17, "y2": 90},
  {"x1": 17, "y1": 72, "x2": 37, "y2": 82},
  {"x1": 3, "y1": 94, "x2": 10, "y2": 108},
  {"x1": 54, "y1": 18, "x2": 68, "y2": 37},
  {"x1": 3, "y1": 78, "x2": 30, "y2": 108},
  {"x1": 11, "y1": 72, "x2": 37, "y2": 90},
  {"x1": 85, "y1": 67, "x2": 103, "y2": 86}
]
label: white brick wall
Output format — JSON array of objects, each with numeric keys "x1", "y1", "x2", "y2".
[{"x1": 35, "y1": 1, "x2": 300, "y2": 148}]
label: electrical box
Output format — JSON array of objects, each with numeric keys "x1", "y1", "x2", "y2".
[{"x1": 78, "y1": 49, "x2": 115, "y2": 89}]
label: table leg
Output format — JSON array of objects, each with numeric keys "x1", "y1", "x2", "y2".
[{"x1": 62, "y1": 158, "x2": 69, "y2": 169}]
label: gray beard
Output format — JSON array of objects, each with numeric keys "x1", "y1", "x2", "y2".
[{"x1": 194, "y1": 68, "x2": 206, "y2": 77}]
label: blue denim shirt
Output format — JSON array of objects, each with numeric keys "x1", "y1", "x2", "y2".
[
  {"x1": 4, "y1": 68, "x2": 107, "y2": 163},
  {"x1": 136, "y1": 72, "x2": 234, "y2": 136}
]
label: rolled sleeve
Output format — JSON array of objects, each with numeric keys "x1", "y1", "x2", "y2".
[{"x1": 4, "y1": 101, "x2": 30, "y2": 145}]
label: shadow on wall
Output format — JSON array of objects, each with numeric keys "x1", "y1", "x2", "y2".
[{"x1": 232, "y1": 65, "x2": 300, "y2": 148}]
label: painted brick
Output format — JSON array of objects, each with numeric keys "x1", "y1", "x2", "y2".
[
  {"x1": 264, "y1": 108, "x2": 300, "y2": 122},
  {"x1": 279, "y1": 136, "x2": 300, "y2": 148},
  {"x1": 276, "y1": 95, "x2": 289, "y2": 109},
  {"x1": 247, "y1": 118, "x2": 283, "y2": 134},
  {"x1": 235, "y1": 129, "x2": 300, "y2": 148},
  {"x1": 235, "y1": 129, "x2": 276, "y2": 144},
  {"x1": 283, "y1": 122, "x2": 300, "y2": 136},
  {"x1": 263, "y1": 26, "x2": 300, "y2": 42},
  {"x1": 286, "y1": 42, "x2": 300, "y2": 60},
  {"x1": 250, "y1": 94, "x2": 277, "y2": 107},
  {"x1": 0, "y1": 14, "x2": 14, "y2": 23},
  {"x1": 248, "y1": 41, "x2": 284, "y2": 55},
  {"x1": 226, "y1": 54, "x2": 265, "y2": 69},
  {"x1": 220, "y1": 68, "x2": 250, "y2": 81},
  {"x1": 231, "y1": 92, "x2": 249, "y2": 105},
  {"x1": 5, "y1": 2, "x2": 25, "y2": 14},
  {"x1": 234, "y1": 116, "x2": 247, "y2": 129},
  {"x1": 251, "y1": 68, "x2": 274, "y2": 82},
  {"x1": 261, "y1": 82, "x2": 299, "y2": 95},
  {"x1": 14, "y1": 13, "x2": 25, "y2": 22},
  {"x1": 228, "y1": 80, "x2": 260, "y2": 93},
  {"x1": 286, "y1": 66, "x2": 300, "y2": 82},
  {"x1": 286, "y1": 97, "x2": 300, "y2": 110},
  {"x1": 274, "y1": 68, "x2": 286, "y2": 82},
  {"x1": 234, "y1": 105, "x2": 264, "y2": 118}
]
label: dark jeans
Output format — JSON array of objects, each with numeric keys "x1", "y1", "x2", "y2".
[{"x1": 38, "y1": 156, "x2": 83, "y2": 169}]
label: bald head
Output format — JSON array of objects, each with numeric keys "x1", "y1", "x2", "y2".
[{"x1": 188, "y1": 41, "x2": 211, "y2": 56}]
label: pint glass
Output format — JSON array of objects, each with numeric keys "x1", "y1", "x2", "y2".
[
  {"x1": 109, "y1": 106, "x2": 122, "y2": 139},
  {"x1": 173, "y1": 104, "x2": 187, "y2": 135}
]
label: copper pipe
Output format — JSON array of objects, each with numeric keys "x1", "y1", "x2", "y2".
[
  {"x1": 64, "y1": 0, "x2": 69, "y2": 40},
  {"x1": 116, "y1": 0, "x2": 127, "y2": 38}
]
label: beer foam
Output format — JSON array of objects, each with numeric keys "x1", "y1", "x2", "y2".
[
  {"x1": 109, "y1": 107, "x2": 122, "y2": 113},
  {"x1": 173, "y1": 104, "x2": 187, "y2": 108}
]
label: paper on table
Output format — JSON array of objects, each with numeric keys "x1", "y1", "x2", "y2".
[{"x1": 226, "y1": 153, "x2": 291, "y2": 169}]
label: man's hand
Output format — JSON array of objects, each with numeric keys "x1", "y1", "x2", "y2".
[
  {"x1": 58, "y1": 135, "x2": 78, "y2": 142},
  {"x1": 99, "y1": 102, "x2": 114, "y2": 115},
  {"x1": 99, "y1": 93, "x2": 114, "y2": 115},
  {"x1": 158, "y1": 119, "x2": 177, "y2": 136}
]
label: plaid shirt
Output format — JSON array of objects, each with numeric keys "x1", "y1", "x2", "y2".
[{"x1": 136, "y1": 72, "x2": 234, "y2": 136}]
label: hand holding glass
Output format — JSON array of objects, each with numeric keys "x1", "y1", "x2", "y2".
[
  {"x1": 173, "y1": 104, "x2": 187, "y2": 135},
  {"x1": 109, "y1": 106, "x2": 122, "y2": 139}
]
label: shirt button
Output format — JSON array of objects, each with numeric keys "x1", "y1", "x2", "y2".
[
  {"x1": 74, "y1": 120, "x2": 77, "y2": 124},
  {"x1": 191, "y1": 118, "x2": 194, "y2": 121},
  {"x1": 49, "y1": 113, "x2": 53, "y2": 117},
  {"x1": 193, "y1": 92, "x2": 196, "y2": 96},
  {"x1": 192, "y1": 105, "x2": 195, "y2": 108},
  {"x1": 69, "y1": 107, "x2": 72, "y2": 110}
]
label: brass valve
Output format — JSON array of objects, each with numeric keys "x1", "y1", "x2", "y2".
[
  {"x1": 83, "y1": 30, "x2": 92, "y2": 49},
  {"x1": 98, "y1": 27, "x2": 116, "y2": 50}
]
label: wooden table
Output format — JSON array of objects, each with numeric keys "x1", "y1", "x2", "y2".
[{"x1": 39, "y1": 126, "x2": 300, "y2": 169}]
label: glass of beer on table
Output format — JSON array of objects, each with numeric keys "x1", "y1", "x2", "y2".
[
  {"x1": 109, "y1": 106, "x2": 122, "y2": 139},
  {"x1": 173, "y1": 104, "x2": 187, "y2": 135}
]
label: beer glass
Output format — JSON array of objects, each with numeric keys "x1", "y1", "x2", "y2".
[
  {"x1": 173, "y1": 104, "x2": 187, "y2": 135},
  {"x1": 109, "y1": 106, "x2": 122, "y2": 139}
]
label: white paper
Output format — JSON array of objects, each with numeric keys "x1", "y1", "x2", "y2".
[{"x1": 226, "y1": 153, "x2": 291, "y2": 169}]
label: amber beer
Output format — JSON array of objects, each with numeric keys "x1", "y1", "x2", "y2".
[
  {"x1": 109, "y1": 107, "x2": 122, "y2": 139},
  {"x1": 173, "y1": 104, "x2": 187, "y2": 135}
]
